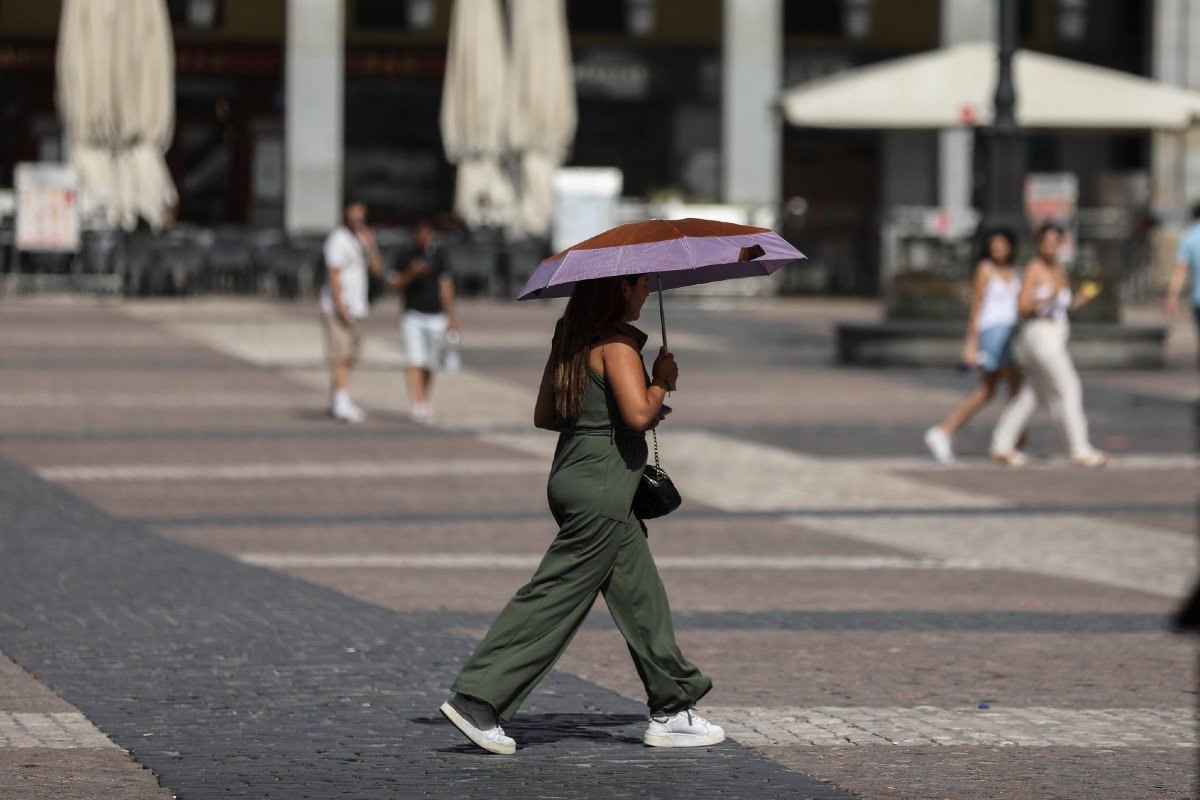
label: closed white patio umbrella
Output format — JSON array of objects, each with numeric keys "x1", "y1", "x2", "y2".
[
  {"x1": 440, "y1": 0, "x2": 514, "y2": 229},
  {"x1": 56, "y1": 0, "x2": 177, "y2": 232},
  {"x1": 780, "y1": 42, "x2": 1200, "y2": 131},
  {"x1": 56, "y1": 0, "x2": 119, "y2": 225},
  {"x1": 112, "y1": 0, "x2": 178, "y2": 232},
  {"x1": 508, "y1": 0, "x2": 577, "y2": 238}
]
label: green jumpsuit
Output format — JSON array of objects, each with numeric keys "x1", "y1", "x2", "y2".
[{"x1": 451, "y1": 322, "x2": 711, "y2": 723}]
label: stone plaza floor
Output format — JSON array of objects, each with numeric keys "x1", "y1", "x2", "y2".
[{"x1": 0, "y1": 294, "x2": 1196, "y2": 799}]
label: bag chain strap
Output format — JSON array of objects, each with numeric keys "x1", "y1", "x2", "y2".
[{"x1": 651, "y1": 428, "x2": 662, "y2": 472}]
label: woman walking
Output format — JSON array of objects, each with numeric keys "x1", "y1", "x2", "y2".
[
  {"x1": 924, "y1": 229, "x2": 1023, "y2": 464},
  {"x1": 990, "y1": 224, "x2": 1107, "y2": 467},
  {"x1": 440, "y1": 274, "x2": 721, "y2": 754}
]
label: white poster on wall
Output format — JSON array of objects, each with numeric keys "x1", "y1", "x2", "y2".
[{"x1": 15, "y1": 162, "x2": 81, "y2": 253}]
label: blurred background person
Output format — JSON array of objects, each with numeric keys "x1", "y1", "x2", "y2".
[
  {"x1": 320, "y1": 199, "x2": 383, "y2": 423},
  {"x1": 391, "y1": 220, "x2": 458, "y2": 425},
  {"x1": 924, "y1": 229, "x2": 1022, "y2": 464},
  {"x1": 990, "y1": 223, "x2": 1106, "y2": 467},
  {"x1": 1165, "y1": 202, "x2": 1200, "y2": 373}
]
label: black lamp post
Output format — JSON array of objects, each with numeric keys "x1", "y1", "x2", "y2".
[{"x1": 978, "y1": 0, "x2": 1028, "y2": 238}]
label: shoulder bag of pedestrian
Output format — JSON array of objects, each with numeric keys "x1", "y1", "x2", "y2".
[{"x1": 633, "y1": 420, "x2": 680, "y2": 519}]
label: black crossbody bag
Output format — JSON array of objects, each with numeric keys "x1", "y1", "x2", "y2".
[{"x1": 633, "y1": 428, "x2": 681, "y2": 519}]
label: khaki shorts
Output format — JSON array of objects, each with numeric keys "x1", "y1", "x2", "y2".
[{"x1": 322, "y1": 313, "x2": 363, "y2": 366}]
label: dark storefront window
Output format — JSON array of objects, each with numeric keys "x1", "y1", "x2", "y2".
[
  {"x1": 566, "y1": 1, "x2": 626, "y2": 34},
  {"x1": 355, "y1": 0, "x2": 408, "y2": 29},
  {"x1": 783, "y1": 1, "x2": 842, "y2": 37},
  {"x1": 174, "y1": 90, "x2": 238, "y2": 224},
  {"x1": 0, "y1": 84, "x2": 20, "y2": 185},
  {"x1": 783, "y1": 128, "x2": 879, "y2": 294},
  {"x1": 167, "y1": 0, "x2": 225, "y2": 30},
  {"x1": 343, "y1": 83, "x2": 453, "y2": 221}
]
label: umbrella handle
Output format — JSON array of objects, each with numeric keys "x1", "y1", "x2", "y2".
[{"x1": 656, "y1": 273, "x2": 668, "y2": 353}]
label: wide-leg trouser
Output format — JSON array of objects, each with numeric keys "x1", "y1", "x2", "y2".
[
  {"x1": 450, "y1": 510, "x2": 711, "y2": 723},
  {"x1": 991, "y1": 319, "x2": 1094, "y2": 459}
]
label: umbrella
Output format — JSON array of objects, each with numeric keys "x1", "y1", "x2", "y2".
[
  {"x1": 508, "y1": 0, "x2": 577, "y2": 238},
  {"x1": 112, "y1": 0, "x2": 177, "y2": 232},
  {"x1": 517, "y1": 218, "x2": 805, "y2": 347},
  {"x1": 56, "y1": 0, "x2": 119, "y2": 225},
  {"x1": 440, "y1": 0, "x2": 514, "y2": 229},
  {"x1": 56, "y1": 0, "x2": 177, "y2": 231},
  {"x1": 780, "y1": 42, "x2": 1200, "y2": 130}
]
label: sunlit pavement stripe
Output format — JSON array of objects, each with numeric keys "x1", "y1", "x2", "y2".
[
  {"x1": 39, "y1": 459, "x2": 545, "y2": 482},
  {"x1": 789, "y1": 512, "x2": 1198, "y2": 599},
  {"x1": 236, "y1": 553, "x2": 988, "y2": 570},
  {"x1": 137, "y1": 307, "x2": 1198, "y2": 597},
  {"x1": 486, "y1": 430, "x2": 1008, "y2": 512},
  {"x1": 0, "y1": 712, "x2": 116, "y2": 749},
  {"x1": 0, "y1": 391, "x2": 315, "y2": 409},
  {"x1": 814, "y1": 454, "x2": 1200, "y2": 471},
  {"x1": 711, "y1": 706, "x2": 1196, "y2": 748}
]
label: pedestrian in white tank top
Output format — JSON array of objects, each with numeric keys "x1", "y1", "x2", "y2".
[
  {"x1": 990, "y1": 223, "x2": 1107, "y2": 468},
  {"x1": 924, "y1": 229, "x2": 1023, "y2": 465}
]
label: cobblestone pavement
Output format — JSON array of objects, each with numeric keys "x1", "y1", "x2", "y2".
[{"x1": 0, "y1": 295, "x2": 1196, "y2": 799}]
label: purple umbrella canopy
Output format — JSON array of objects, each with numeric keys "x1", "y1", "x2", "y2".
[{"x1": 517, "y1": 218, "x2": 805, "y2": 300}]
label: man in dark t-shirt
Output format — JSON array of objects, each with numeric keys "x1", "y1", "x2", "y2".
[{"x1": 388, "y1": 221, "x2": 459, "y2": 425}]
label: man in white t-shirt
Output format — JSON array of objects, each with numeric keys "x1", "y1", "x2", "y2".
[{"x1": 320, "y1": 200, "x2": 383, "y2": 422}]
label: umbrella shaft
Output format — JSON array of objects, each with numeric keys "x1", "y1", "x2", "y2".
[{"x1": 656, "y1": 275, "x2": 668, "y2": 353}]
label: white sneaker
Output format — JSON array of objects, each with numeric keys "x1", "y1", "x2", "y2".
[
  {"x1": 991, "y1": 449, "x2": 1030, "y2": 468},
  {"x1": 332, "y1": 400, "x2": 365, "y2": 424},
  {"x1": 439, "y1": 693, "x2": 516, "y2": 755},
  {"x1": 923, "y1": 426, "x2": 955, "y2": 465},
  {"x1": 643, "y1": 708, "x2": 725, "y2": 748},
  {"x1": 410, "y1": 404, "x2": 437, "y2": 426}
]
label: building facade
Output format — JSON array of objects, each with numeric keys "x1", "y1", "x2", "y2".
[{"x1": 0, "y1": 0, "x2": 1181, "y2": 293}]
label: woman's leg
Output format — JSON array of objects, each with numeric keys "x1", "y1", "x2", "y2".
[
  {"x1": 452, "y1": 512, "x2": 624, "y2": 722},
  {"x1": 1036, "y1": 328, "x2": 1094, "y2": 459},
  {"x1": 938, "y1": 371, "x2": 1000, "y2": 436},
  {"x1": 991, "y1": 327, "x2": 1053, "y2": 456},
  {"x1": 601, "y1": 517, "x2": 711, "y2": 715},
  {"x1": 999, "y1": 365, "x2": 1029, "y2": 449},
  {"x1": 1001, "y1": 364, "x2": 1022, "y2": 398}
]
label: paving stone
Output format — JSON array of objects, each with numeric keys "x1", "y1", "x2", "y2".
[{"x1": 0, "y1": 454, "x2": 850, "y2": 799}]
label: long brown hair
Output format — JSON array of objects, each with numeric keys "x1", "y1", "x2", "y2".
[{"x1": 550, "y1": 275, "x2": 637, "y2": 421}]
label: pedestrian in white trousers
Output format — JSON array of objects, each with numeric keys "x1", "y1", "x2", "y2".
[{"x1": 990, "y1": 224, "x2": 1108, "y2": 468}]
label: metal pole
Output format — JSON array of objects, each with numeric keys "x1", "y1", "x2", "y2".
[{"x1": 978, "y1": 0, "x2": 1028, "y2": 239}]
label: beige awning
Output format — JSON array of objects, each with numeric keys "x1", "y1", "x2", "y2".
[{"x1": 780, "y1": 42, "x2": 1200, "y2": 131}]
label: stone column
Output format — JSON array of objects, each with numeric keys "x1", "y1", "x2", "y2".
[
  {"x1": 1151, "y1": 0, "x2": 1200, "y2": 222},
  {"x1": 939, "y1": 0, "x2": 995, "y2": 213},
  {"x1": 721, "y1": 0, "x2": 782, "y2": 208},
  {"x1": 285, "y1": 0, "x2": 344, "y2": 233}
]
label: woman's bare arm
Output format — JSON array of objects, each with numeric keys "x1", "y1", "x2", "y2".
[
  {"x1": 601, "y1": 335, "x2": 670, "y2": 432},
  {"x1": 962, "y1": 262, "x2": 990, "y2": 363},
  {"x1": 1017, "y1": 260, "x2": 1045, "y2": 317},
  {"x1": 965, "y1": 261, "x2": 990, "y2": 339}
]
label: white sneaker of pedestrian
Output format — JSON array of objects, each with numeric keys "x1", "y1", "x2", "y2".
[
  {"x1": 332, "y1": 398, "x2": 365, "y2": 424},
  {"x1": 923, "y1": 426, "x2": 955, "y2": 465},
  {"x1": 439, "y1": 693, "x2": 516, "y2": 755},
  {"x1": 410, "y1": 404, "x2": 437, "y2": 426},
  {"x1": 1073, "y1": 450, "x2": 1108, "y2": 468},
  {"x1": 643, "y1": 708, "x2": 725, "y2": 748},
  {"x1": 990, "y1": 449, "x2": 1029, "y2": 468}
]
